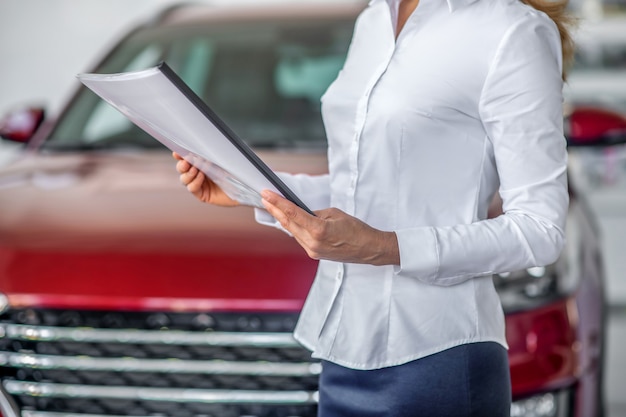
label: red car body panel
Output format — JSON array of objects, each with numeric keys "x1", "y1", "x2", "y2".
[{"x1": 0, "y1": 152, "x2": 324, "y2": 313}]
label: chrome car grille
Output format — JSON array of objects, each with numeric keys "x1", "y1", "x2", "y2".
[{"x1": 0, "y1": 309, "x2": 319, "y2": 417}]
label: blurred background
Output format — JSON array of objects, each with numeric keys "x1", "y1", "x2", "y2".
[
  {"x1": 0, "y1": 0, "x2": 345, "y2": 118},
  {"x1": 0, "y1": 0, "x2": 625, "y2": 416}
]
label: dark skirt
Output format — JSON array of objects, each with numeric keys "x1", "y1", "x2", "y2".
[{"x1": 318, "y1": 341, "x2": 511, "y2": 417}]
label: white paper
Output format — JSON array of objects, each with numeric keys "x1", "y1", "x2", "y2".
[{"x1": 77, "y1": 65, "x2": 292, "y2": 209}]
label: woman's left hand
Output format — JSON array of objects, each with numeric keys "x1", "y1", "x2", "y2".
[{"x1": 261, "y1": 190, "x2": 400, "y2": 266}]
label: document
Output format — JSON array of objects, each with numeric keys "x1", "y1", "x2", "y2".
[{"x1": 77, "y1": 62, "x2": 313, "y2": 214}]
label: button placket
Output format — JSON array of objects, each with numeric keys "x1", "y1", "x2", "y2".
[
  {"x1": 336, "y1": 267, "x2": 344, "y2": 281},
  {"x1": 347, "y1": 51, "x2": 394, "y2": 215}
]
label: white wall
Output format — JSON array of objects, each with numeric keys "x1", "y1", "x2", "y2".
[{"x1": 0, "y1": 0, "x2": 182, "y2": 117}]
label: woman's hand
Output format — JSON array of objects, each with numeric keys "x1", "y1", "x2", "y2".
[
  {"x1": 173, "y1": 152, "x2": 239, "y2": 207},
  {"x1": 261, "y1": 190, "x2": 400, "y2": 266}
]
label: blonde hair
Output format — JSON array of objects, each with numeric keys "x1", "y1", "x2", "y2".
[{"x1": 522, "y1": 0, "x2": 577, "y2": 80}]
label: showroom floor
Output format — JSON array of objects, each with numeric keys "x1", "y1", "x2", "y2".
[{"x1": 606, "y1": 307, "x2": 626, "y2": 417}]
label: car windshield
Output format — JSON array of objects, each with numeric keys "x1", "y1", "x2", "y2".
[{"x1": 44, "y1": 18, "x2": 354, "y2": 151}]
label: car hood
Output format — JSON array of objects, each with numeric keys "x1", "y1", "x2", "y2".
[{"x1": 0, "y1": 149, "x2": 327, "y2": 312}]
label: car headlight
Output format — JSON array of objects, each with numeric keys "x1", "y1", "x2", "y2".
[
  {"x1": 494, "y1": 253, "x2": 577, "y2": 314},
  {"x1": 510, "y1": 390, "x2": 572, "y2": 417},
  {"x1": 495, "y1": 264, "x2": 559, "y2": 313}
]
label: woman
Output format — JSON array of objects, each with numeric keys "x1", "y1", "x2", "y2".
[{"x1": 175, "y1": 0, "x2": 574, "y2": 414}]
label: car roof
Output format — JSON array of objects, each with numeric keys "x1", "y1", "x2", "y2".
[{"x1": 150, "y1": 2, "x2": 367, "y2": 28}]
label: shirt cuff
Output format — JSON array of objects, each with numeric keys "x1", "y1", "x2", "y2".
[{"x1": 393, "y1": 227, "x2": 439, "y2": 283}]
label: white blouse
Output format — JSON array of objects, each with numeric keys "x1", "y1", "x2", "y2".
[{"x1": 257, "y1": 0, "x2": 568, "y2": 370}]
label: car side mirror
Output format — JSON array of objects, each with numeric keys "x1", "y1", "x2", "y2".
[
  {"x1": 0, "y1": 107, "x2": 45, "y2": 143},
  {"x1": 565, "y1": 106, "x2": 626, "y2": 148}
]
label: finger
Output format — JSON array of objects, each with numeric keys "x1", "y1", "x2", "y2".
[
  {"x1": 186, "y1": 170, "x2": 206, "y2": 194},
  {"x1": 261, "y1": 190, "x2": 301, "y2": 220},
  {"x1": 176, "y1": 159, "x2": 192, "y2": 174},
  {"x1": 260, "y1": 190, "x2": 294, "y2": 209},
  {"x1": 262, "y1": 197, "x2": 328, "y2": 260},
  {"x1": 262, "y1": 197, "x2": 303, "y2": 234},
  {"x1": 180, "y1": 166, "x2": 200, "y2": 185},
  {"x1": 261, "y1": 190, "x2": 315, "y2": 232},
  {"x1": 172, "y1": 152, "x2": 183, "y2": 161}
]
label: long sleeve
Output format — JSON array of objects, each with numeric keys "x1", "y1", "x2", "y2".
[{"x1": 394, "y1": 12, "x2": 568, "y2": 286}]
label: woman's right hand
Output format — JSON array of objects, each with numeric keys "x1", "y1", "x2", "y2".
[{"x1": 173, "y1": 152, "x2": 239, "y2": 207}]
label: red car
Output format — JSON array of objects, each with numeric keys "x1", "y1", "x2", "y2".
[{"x1": 0, "y1": 3, "x2": 622, "y2": 417}]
